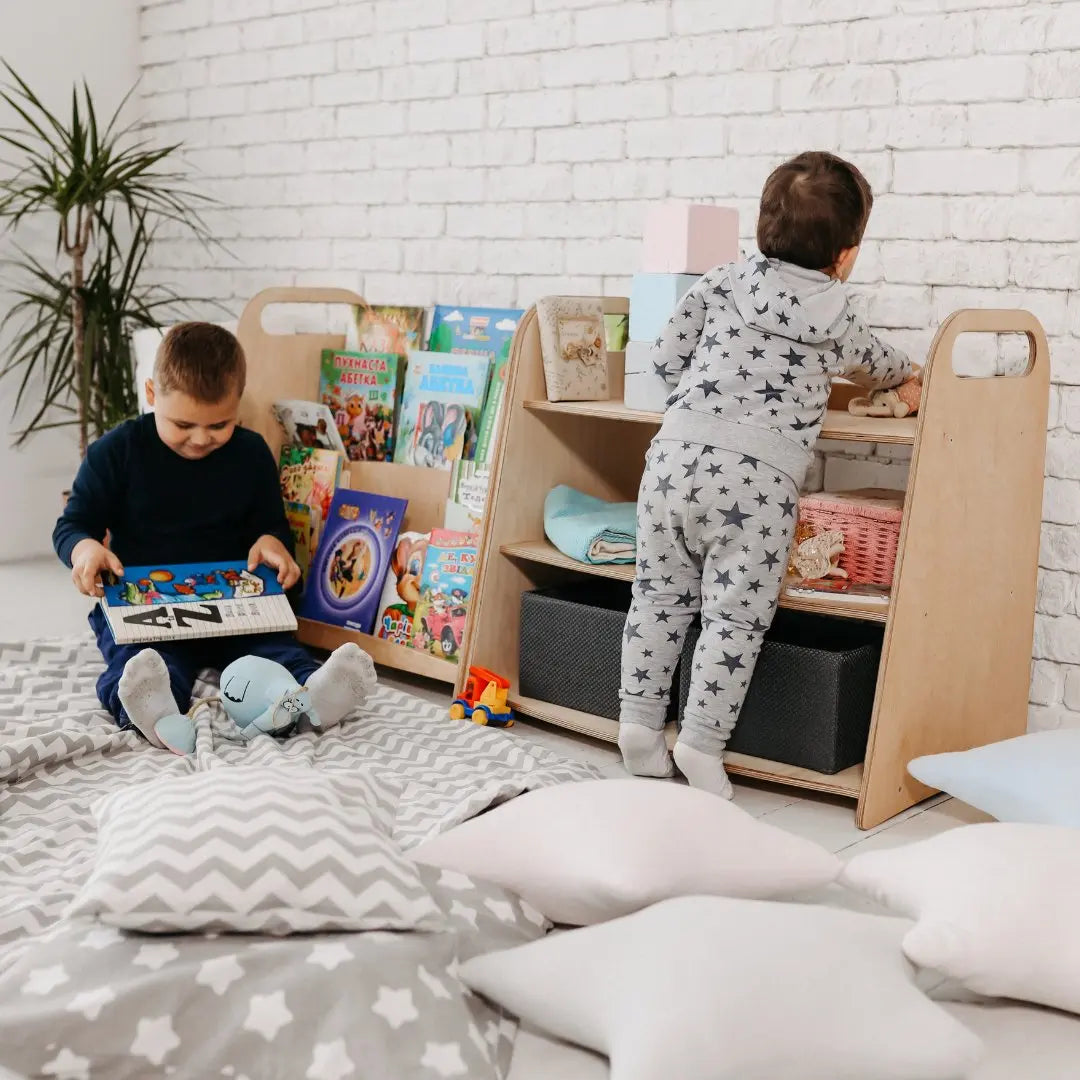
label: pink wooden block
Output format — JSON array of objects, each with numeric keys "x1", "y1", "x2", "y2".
[{"x1": 641, "y1": 203, "x2": 740, "y2": 275}]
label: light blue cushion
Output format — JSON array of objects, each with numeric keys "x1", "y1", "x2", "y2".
[{"x1": 908, "y1": 730, "x2": 1080, "y2": 827}]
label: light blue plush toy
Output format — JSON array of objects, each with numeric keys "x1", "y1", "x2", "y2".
[{"x1": 219, "y1": 654, "x2": 321, "y2": 740}]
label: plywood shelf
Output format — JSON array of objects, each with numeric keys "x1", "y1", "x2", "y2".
[
  {"x1": 500, "y1": 540, "x2": 889, "y2": 623},
  {"x1": 524, "y1": 399, "x2": 917, "y2": 445},
  {"x1": 298, "y1": 618, "x2": 458, "y2": 683}
]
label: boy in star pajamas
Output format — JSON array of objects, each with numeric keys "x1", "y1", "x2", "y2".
[{"x1": 619, "y1": 151, "x2": 915, "y2": 797}]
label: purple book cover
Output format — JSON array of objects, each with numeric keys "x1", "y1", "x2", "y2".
[{"x1": 299, "y1": 489, "x2": 408, "y2": 635}]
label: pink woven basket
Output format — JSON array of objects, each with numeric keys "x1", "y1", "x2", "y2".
[{"x1": 798, "y1": 489, "x2": 905, "y2": 586}]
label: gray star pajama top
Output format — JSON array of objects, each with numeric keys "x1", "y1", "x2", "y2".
[{"x1": 620, "y1": 254, "x2": 913, "y2": 753}]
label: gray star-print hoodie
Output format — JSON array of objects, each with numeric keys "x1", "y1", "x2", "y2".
[{"x1": 654, "y1": 253, "x2": 912, "y2": 484}]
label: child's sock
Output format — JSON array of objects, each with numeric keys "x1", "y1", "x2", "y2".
[
  {"x1": 673, "y1": 740, "x2": 734, "y2": 800},
  {"x1": 305, "y1": 643, "x2": 377, "y2": 729},
  {"x1": 118, "y1": 650, "x2": 177, "y2": 751},
  {"x1": 618, "y1": 722, "x2": 674, "y2": 778}
]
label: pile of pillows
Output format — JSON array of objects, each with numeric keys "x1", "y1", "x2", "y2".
[{"x1": 408, "y1": 776, "x2": 1080, "y2": 1080}]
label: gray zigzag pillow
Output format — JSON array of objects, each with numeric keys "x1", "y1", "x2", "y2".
[{"x1": 67, "y1": 765, "x2": 445, "y2": 935}]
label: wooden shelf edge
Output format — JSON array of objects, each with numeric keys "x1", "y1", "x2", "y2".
[
  {"x1": 511, "y1": 694, "x2": 862, "y2": 799},
  {"x1": 298, "y1": 617, "x2": 458, "y2": 683},
  {"x1": 500, "y1": 540, "x2": 890, "y2": 624},
  {"x1": 523, "y1": 399, "x2": 916, "y2": 446}
]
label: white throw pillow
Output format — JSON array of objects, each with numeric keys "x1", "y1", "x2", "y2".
[
  {"x1": 944, "y1": 1002, "x2": 1080, "y2": 1080},
  {"x1": 841, "y1": 823, "x2": 1080, "y2": 1015},
  {"x1": 410, "y1": 778, "x2": 840, "y2": 924},
  {"x1": 460, "y1": 896, "x2": 982, "y2": 1080},
  {"x1": 68, "y1": 765, "x2": 444, "y2": 934}
]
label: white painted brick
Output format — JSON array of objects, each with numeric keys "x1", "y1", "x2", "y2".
[
  {"x1": 188, "y1": 86, "x2": 247, "y2": 118},
  {"x1": 446, "y1": 203, "x2": 526, "y2": 238},
  {"x1": 780, "y1": 67, "x2": 896, "y2": 112},
  {"x1": 232, "y1": 238, "x2": 332, "y2": 269},
  {"x1": 369, "y1": 205, "x2": 445, "y2": 238},
  {"x1": 536, "y1": 124, "x2": 624, "y2": 163},
  {"x1": 893, "y1": 150, "x2": 1021, "y2": 195},
  {"x1": 576, "y1": 81, "x2": 668, "y2": 123},
  {"x1": 673, "y1": 0, "x2": 774, "y2": 32},
  {"x1": 267, "y1": 43, "x2": 336, "y2": 79},
  {"x1": 299, "y1": 205, "x2": 369, "y2": 237},
  {"x1": 867, "y1": 196, "x2": 947, "y2": 240},
  {"x1": 331, "y1": 238, "x2": 403, "y2": 271},
  {"x1": 516, "y1": 275, "x2": 606, "y2": 307},
  {"x1": 404, "y1": 239, "x2": 481, "y2": 274},
  {"x1": 304, "y1": 6, "x2": 375, "y2": 41},
  {"x1": 408, "y1": 22, "x2": 484, "y2": 63},
  {"x1": 848, "y1": 15, "x2": 975, "y2": 61},
  {"x1": 564, "y1": 237, "x2": 642, "y2": 275},
  {"x1": 1044, "y1": 478, "x2": 1080, "y2": 525},
  {"x1": 488, "y1": 164, "x2": 573, "y2": 202},
  {"x1": 1064, "y1": 668, "x2": 1080, "y2": 711},
  {"x1": 932, "y1": 287, "x2": 1068, "y2": 338},
  {"x1": 381, "y1": 63, "x2": 457, "y2": 102},
  {"x1": 1050, "y1": 339, "x2": 1080, "y2": 387},
  {"x1": 450, "y1": 131, "x2": 533, "y2": 167},
  {"x1": 185, "y1": 25, "x2": 242, "y2": 58},
  {"x1": 630, "y1": 35, "x2": 735, "y2": 79},
  {"x1": 212, "y1": 0, "x2": 271, "y2": 22},
  {"x1": 1042, "y1": 523, "x2": 1080, "y2": 574},
  {"x1": 525, "y1": 201, "x2": 618, "y2": 239},
  {"x1": 141, "y1": 60, "x2": 208, "y2": 94},
  {"x1": 947, "y1": 197, "x2": 1080, "y2": 243},
  {"x1": 573, "y1": 160, "x2": 668, "y2": 200},
  {"x1": 1047, "y1": 432, "x2": 1080, "y2": 481},
  {"x1": 1027, "y1": 149, "x2": 1080, "y2": 194},
  {"x1": 371, "y1": 133, "x2": 450, "y2": 169},
  {"x1": 625, "y1": 117, "x2": 723, "y2": 159},
  {"x1": 541, "y1": 45, "x2": 633, "y2": 87},
  {"x1": 305, "y1": 138, "x2": 372, "y2": 173},
  {"x1": 271, "y1": 0, "x2": 338, "y2": 11},
  {"x1": 1034, "y1": 614, "x2": 1080, "y2": 665},
  {"x1": 183, "y1": 146, "x2": 244, "y2": 177},
  {"x1": 407, "y1": 167, "x2": 486, "y2": 204},
  {"x1": 736, "y1": 26, "x2": 845, "y2": 70},
  {"x1": 899, "y1": 56, "x2": 1027, "y2": 104},
  {"x1": 730, "y1": 113, "x2": 840, "y2": 156},
  {"x1": 863, "y1": 285, "x2": 933, "y2": 330},
  {"x1": 1033, "y1": 52, "x2": 1080, "y2": 101},
  {"x1": 408, "y1": 96, "x2": 486, "y2": 134},
  {"x1": 311, "y1": 71, "x2": 380, "y2": 106},
  {"x1": 673, "y1": 73, "x2": 775, "y2": 116},
  {"x1": 247, "y1": 77, "x2": 311, "y2": 113},
  {"x1": 575, "y1": 3, "x2": 668, "y2": 47},
  {"x1": 1038, "y1": 571, "x2": 1075, "y2": 618},
  {"x1": 243, "y1": 143, "x2": 300, "y2": 176},
  {"x1": 969, "y1": 102, "x2": 1080, "y2": 149},
  {"x1": 458, "y1": 56, "x2": 542, "y2": 95},
  {"x1": 488, "y1": 12, "x2": 574, "y2": 55},
  {"x1": 1011, "y1": 245, "x2": 1080, "y2": 291},
  {"x1": 481, "y1": 239, "x2": 564, "y2": 275},
  {"x1": 1032, "y1": 658, "x2": 1065, "y2": 705},
  {"x1": 374, "y1": 0, "x2": 447, "y2": 32},
  {"x1": 1028, "y1": 703, "x2": 1072, "y2": 732},
  {"x1": 666, "y1": 155, "x2": 772, "y2": 200},
  {"x1": 840, "y1": 106, "x2": 966, "y2": 151},
  {"x1": 978, "y1": 7, "x2": 1050, "y2": 54},
  {"x1": 448, "y1": 0, "x2": 532, "y2": 20},
  {"x1": 338, "y1": 33, "x2": 407, "y2": 69},
  {"x1": 337, "y1": 102, "x2": 406, "y2": 137},
  {"x1": 242, "y1": 13, "x2": 304, "y2": 50},
  {"x1": 142, "y1": 92, "x2": 189, "y2": 123},
  {"x1": 207, "y1": 52, "x2": 270, "y2": 86},
  {"x1": 143, "y1": 0, "x2": 210, "y2": 34},
  {"x1": 780, "y1": 0, "x2": 892, "y2": 23},
  {"x1": 489, "y1": 89, "x2": 575, "y2": 129}
]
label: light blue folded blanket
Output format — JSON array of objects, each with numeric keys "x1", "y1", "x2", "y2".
[{"x1": 544, "y1": 485, "x2": 637, "y2": 565}]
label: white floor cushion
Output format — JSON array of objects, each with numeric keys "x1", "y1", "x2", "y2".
[
  {"x1": 411, "y1": 778, "x2": 840, "y2": 925},
  {"x1": 842, "y1": 823, "x2": 1080, "y2": 1015},
  {"x1": 460, "y1": 896, "x2": 983, "y2": 1080},
  {"x1": 944, "y1": 1001, "x2": 1080, "y2": 1079}
]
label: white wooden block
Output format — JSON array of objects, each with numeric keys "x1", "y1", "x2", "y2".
[{"x1": 624, "y1": 340, "x2": 670, "y2": 414}]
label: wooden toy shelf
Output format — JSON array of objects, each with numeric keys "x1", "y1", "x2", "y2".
[
  {"x1": 461, "y1": 299, "x2": 1050, "y2": 828},
  {"x1": 237, "y1": 286, "x2": 457, "y2": 685}
]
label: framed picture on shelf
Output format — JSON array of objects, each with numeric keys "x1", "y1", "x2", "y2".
[{"x1": 536, "y1": 296, "x2": 609, "y2": 402}]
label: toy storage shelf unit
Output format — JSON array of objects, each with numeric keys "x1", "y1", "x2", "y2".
[
  {"x1": 237, "y1": 286, "x2": 457, "y2": 685},
  {"x1": 461, "y1": 299, "x2": 1050, "y2": 828}
]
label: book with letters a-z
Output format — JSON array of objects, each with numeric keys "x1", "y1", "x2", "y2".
[{"x1": 99, "y1": 561, "x2": 297, "y2": 645}]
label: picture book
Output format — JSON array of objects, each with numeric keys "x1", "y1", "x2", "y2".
[
  {"x1": 319, "y1": 349, "x2": 399, "y2": 462},
  {"x1": 99, "y1": 561, "x2": 297, "y2": 645},
  {"x1": 375, "y1": 531, "x2": 429, "y2": 647},
  {"x1": 410, "y1": 529, "x2": 479, "y2": 664},
  {"x1": 426, "y1": 305, "x2": 522, "y2": 364},
  {"x1": 272, "y1": 399, "x2": 347, "y2": 457},
  {"x1": 299, "y1": 489, "x2": 408, "y2": 635},
  {"x1": 278, "y1": 446, "x2": 343, "y2": 546},
  {"x1": 392, "y1": 351, "x2": 491, "y2": 470},
  {"x1": 605, "y1": 312, "x2": 629, "y2": 352},
  {"x1": 285, "y1": 500, "x2": 314, "y2": 592},
  {"x1": 347, "y1": 304, "x2": 427, "y2": 355},
  {"x1": 474, "y1": 354, "x2": 509, "y2": 465}
]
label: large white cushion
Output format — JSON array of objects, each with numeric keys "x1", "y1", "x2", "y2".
[
  {"x1": 842, "y1": 823, "x2": 1080, "y2": 1015},
  {"x1": 411, "y1": 778, "x2": 840, "y2": 925},
  {"x1": 460, "y1": 896, "x2": 983, "y2": 1080},
  {"x1": 68, "y1": 765, "x2": 444, "y2": 934},
  {"x1": 944, "y1": 1002, "x2": 1080, "y2": 1080},
  {"x1": 908, "y1": 729, "x2": 1080, "y2": 827}
]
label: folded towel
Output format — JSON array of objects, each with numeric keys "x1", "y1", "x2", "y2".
[{"x1": 544, "y1": 485, "x2": 637, "y2": 565}]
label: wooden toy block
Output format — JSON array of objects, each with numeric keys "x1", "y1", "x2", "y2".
[
  {"x1": 629, "y1": 272, "x2": 701, "y2": 342},
  {"x1": 641, "y1": 202, "x2": 739, "y2": 275},
  {"x1": 623, "y1": 340, "x2": 671, "y2": 414}
]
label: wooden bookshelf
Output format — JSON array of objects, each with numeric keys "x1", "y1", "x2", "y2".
[{"x1": 463, "y1": 299, "x2": 1051, "y2": 828}]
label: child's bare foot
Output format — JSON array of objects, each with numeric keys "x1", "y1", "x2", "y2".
[
  {"x1": 305, "y1": 643, "x2": 377, "y2": 730},
  {"x1": 673, "y1": 741, "x2": 734, "y2": 800},
  {"x1": 618, "y1": 722, "x2": 674, "y2": 778},
  {"x1": 118, "y1": 650, "x2": 177, "y2": 750}
]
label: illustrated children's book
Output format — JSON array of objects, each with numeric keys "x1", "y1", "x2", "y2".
[
  {"x1": 374, "y1": 531, "x2": 430, "y2": 647},
  {"x1": 410, "y1": 529, "x2": 479, "y2": 663},
  {"x1": 272, "y1": 399, "x2": 347, "y2": 457},
  {"x1": 299, "y1": 490, "x2": 408, "y2": 635},
  {"x1": 100, "y1": 562, "x2": 297, "y2": 645},
  {"x1": 319, "y1": 349, "x2": 399, "y2": 463},
  {"x1": 278, "y1": 446, "x2": 343, "y2": 547},
  {"x1": 474, "y1": 355, "x2": 509, "y2": 466},
  {"x1": 392, "y1": 352, "x2": 491, "y2": 470},
  {"x1": 285, "y1": 501, "x2": 314, "y2": 592},
  {"x1": 347, "y1": 304, "x2": 427, "y2": 355},
  {"x1": 427, "y1": 306, "x2": 521, "y2": 363}
]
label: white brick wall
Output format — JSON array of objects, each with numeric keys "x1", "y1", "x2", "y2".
[{"x1": 138, "y1": 0, "x2": 1080, "y2": 727}]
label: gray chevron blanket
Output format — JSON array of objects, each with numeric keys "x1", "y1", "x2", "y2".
[{"x1": 0, "y1": 638, "x2": 600, "y2": 1080}]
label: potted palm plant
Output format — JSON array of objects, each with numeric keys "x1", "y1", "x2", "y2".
[{"x1": 0, "y1": 63, "x2": 212, "y2": 459}]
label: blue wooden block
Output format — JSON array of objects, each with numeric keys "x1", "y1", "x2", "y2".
[{"x1": 629, "y1": 273, "x2": 701, "y2": 342}]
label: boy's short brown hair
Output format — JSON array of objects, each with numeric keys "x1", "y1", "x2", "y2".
[
  {"x1": 756, "y1": 151, "x2": 873, "y2": 272},
  {"x1": 154, "y1": 322, "x2": 246, "y2": 403}
]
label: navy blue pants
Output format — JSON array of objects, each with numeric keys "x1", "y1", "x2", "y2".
[{"x1": 89, "y1": 606, "x2": 321, "y2": 729}]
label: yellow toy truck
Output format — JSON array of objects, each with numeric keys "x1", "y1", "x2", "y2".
[{"x1": 450, "y1": 666, "x2": 515, "y2": 727}]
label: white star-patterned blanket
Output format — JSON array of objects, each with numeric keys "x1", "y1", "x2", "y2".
[{"x1": 0, "y1": 638, "x2": 599, "y2": 1079}]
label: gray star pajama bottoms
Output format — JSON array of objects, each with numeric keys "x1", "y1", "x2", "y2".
[{"x1": 619, "y1": 439, "x2": 800, "y2": 755}]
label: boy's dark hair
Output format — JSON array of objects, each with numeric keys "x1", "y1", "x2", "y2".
[
  {"x1": 756, "y1": 151, "x2": 873, "y2": 272},
  {"x1": 154, "y1": 322, "x2": 246, "y2": 402}
]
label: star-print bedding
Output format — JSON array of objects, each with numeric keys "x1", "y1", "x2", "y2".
[{"x1": 0, "y1": 639, "x2": 600, "y2": 1079}]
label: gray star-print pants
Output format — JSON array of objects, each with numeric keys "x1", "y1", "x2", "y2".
[{"x1": 619, "y1": 439, "x2": 800, "y2": 755}]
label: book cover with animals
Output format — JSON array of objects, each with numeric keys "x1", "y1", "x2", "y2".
[
  {"x1": 100, "y1": 562, "x2": 296, "y2": 645},
  {"x1": 392, "y1": 351, "x2": 491, "y2": 470},
  {"x1": 374, "y1": 531, "x2": 429, "y2": 647},
  {"x1": 278, "y1": 446, "x2": 343, "y2": 546},
  {"x1": 299, "y1": 489, "x2": 408, "y2": 635},
  {"x1": 319, "y1": 349, "x2": 399, "y2": 462},
  {"x1": 426, "y1": 305, "x2": 521, "y2": 363},
  {"x1": 272, "y1": 399, "x2": 347, "y2": 457},
  {"x1": 347, "y1": 304, "x2": 427, "y2": 355},
  {"x1": 285, "y1": 501, "x2": 314, "y2": 592},
  {"x1": 410, "y1": 529, "x2": 479, "y2": 663}
]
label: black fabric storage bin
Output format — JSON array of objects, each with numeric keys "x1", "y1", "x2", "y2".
[{"x1": 678, "y1": 610, "x2": 882, "y2": 774}]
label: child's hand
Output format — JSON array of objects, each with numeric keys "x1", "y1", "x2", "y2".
[
  {"x1": 70, "y1": 538, "x2": 124, "y2": 598},
  {"x1": 248, "y1": 535, "x2": 301, "y2": 589}
]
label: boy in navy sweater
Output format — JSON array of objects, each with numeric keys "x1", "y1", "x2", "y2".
[{"x1": 54, "y1": 323, "x2": 374, "y2": 753}]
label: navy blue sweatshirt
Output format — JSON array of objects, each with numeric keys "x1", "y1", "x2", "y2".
[{"x1": 53, "y1": 414, "x2": 292, "y2": 569}]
